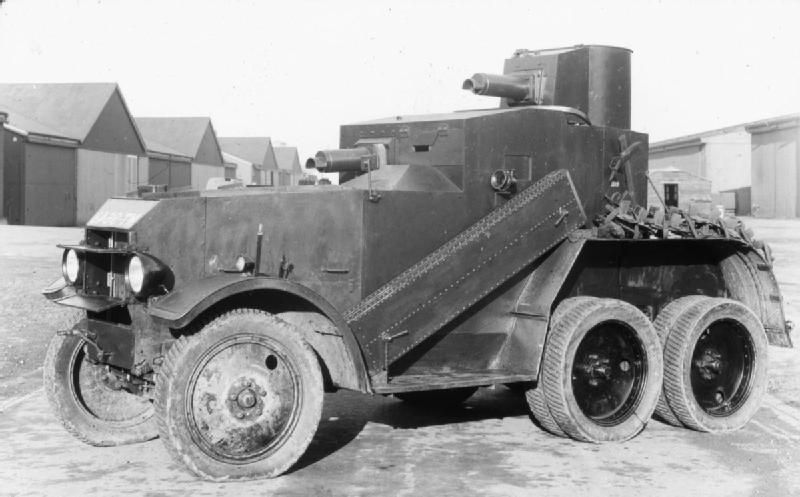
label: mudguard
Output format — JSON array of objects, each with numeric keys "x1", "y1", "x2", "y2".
[
  {"x1": 148, "y1": 273, "x2": 370, "y2": 392},
  {"x1": 720, "y1": 245, "x2": 792, "y2": 347}
]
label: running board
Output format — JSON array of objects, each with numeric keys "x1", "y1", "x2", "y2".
[
  {"x1": 344, "y1": 169, "x2": 586, "y2": 375},
  {"x1": 371, "y1": 371, "x2": 535, "y2": 394}
]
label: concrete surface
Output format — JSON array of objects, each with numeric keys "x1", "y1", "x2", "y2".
[{"x1": 1, "y1": 218, "x2": 799, "y2": 496}]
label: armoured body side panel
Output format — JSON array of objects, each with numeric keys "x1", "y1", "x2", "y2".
[
  {"x1": 346, "y1": 170, "x2": 586, "y2": 376},
  {"x1": 360, "y1": 190, "x2": 467, "y2": 295},
  {"x1": 202, "y1": 190, "x2": 365, "y2": 311}
]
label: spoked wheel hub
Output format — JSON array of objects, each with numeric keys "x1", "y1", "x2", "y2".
[
  {"x1": 571, "y1": 322, "x2": 647, "y2": 426},
  {"x1": 187, "y1": 336, "x2": 302, "y2": 463},
  {"x1": 690, "y1": 320, "x2": 754, "y2": 416}
]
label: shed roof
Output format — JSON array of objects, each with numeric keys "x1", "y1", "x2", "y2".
[
  {"x1": 649, "y1": 166, "x2": 711, "y2": 182},
  {"x1": 218, "y1": 137, "x2": 274, "y2": 168},
  {"x1": 651, "y1": 112, "x2": 800, "y2": 151},
  {"x1": 273, "y1": 146, "x2": 302, "y2": 173},
  {"x1": 745, "y1": 113, "x2": 800, "y2": 134},
  {"x1": 135, "y1": 117, "x2": 216, "y2": 159},
  {"x1": 0, "y1": 83, "x2": 117, "y2": 140},
  {"x1": 146, "y1": 139, "x2": 193, "y2": 161}
]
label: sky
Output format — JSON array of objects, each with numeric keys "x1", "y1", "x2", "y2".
[{"x1": 1, "y1": 0, "x2": 799, "y2": 165}]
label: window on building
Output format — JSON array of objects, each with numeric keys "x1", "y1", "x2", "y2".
[{"x1": 664, "y1": 183, "x2": 679, "y2": 208}]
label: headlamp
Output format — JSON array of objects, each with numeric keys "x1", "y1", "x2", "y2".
[
  {"x1": 62, "y1": 249, "x2": 82, "y2": 285},
  {"x1": 124, "y1": 254, "x2": 173, "y2": 299}
]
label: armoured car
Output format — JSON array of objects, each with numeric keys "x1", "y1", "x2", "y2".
[{"x1": 43, "y1": 45, "x2": 792, "y2": 480}]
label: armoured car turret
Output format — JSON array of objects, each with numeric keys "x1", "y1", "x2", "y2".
[{"x1": 43, "y1": 45, "x2": 791, "y2": 481}]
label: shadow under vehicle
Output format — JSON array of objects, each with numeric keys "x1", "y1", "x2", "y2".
[{"x1": 43, "y1": 45, "x2": 792, "y2": 481}]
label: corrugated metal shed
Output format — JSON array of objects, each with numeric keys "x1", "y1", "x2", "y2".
[
  {"x1": 218, "y1": 137, "x2": 278, "y2": 185},
  {"x1": 647, "y1": 167, "x2": 712, "y2": 214},
  {"x1": 135, "y1": 117, "x2": 223, "y2": 166},
  {"x1": 0, "y1": 83, "x2": 147, "y2": 225},
  {"x1": 135, "y1": 117, "x2": 225, "y2": 190},
  {"x1": 222, "y1": 151, "x2": 260, "y2": 185},
  {"x1": 747, "y1": 114, "x2": 800, "y2": 218},
  {"x1": 649, "y1": 123, "x2": 751, "y2": 193},
  {"x1": 273, "y1": 146, "x2": 303, "y2": 186},
  {"x1": 0, "y1": 83, "x2": 115, "y2": 140}
]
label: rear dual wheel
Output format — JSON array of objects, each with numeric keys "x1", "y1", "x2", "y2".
[
  {"x1": 655, "y1": 297, "x2": 768, "y2": 432},
  {"x1": 530, "y1": 297, "x2": 663, "y2": 442}
]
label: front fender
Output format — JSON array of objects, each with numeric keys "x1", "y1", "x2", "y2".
[{"x1": 148, "y1": 273, "x2": 370, "y2": 391}]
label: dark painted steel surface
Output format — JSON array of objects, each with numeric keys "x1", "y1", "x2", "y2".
[
  {"x1": 341, "y1": 106, "x2": 648, "y2": 229},
  {"x1": 501, "y1": 45, "x2": 632, "y2": 129},
  {"x1": 462, "y1": 73, "x2": 532, "y2": 101},
  {"x1": 48, "y1": 44, "x2": 789, "y2": 405},
  {"x1": 148, "y1": 274, "x2": 370, "y2": 392},
  {"x1": 345, "y1": 169, "x2": 586, "y2": 378}
]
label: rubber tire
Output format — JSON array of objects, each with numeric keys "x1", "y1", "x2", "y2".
[
  {"x1": 526, "y1": 387, "x2": 566, "y2": 437},
  {"x1": 652, "y1": 296, "x2": 708, "y2": 427},
  {"x1": 662, "y1": 297, "x2": 768, "y2": 432},
  {"x1": 155, "y1": 310, "x2": 323, "y2": 481},
  {"x1": 542, "y1": 297, "x2": 663, "y2": 442},
  {"x1": 43, "y1": 333, "x2": 158, "y2": 446},
  {"x1": 395, "y1": 387, "x2": 477, "y2": 407},
  {"x1": 524, "y1": 297, "x2": 598, "y2": 438}
]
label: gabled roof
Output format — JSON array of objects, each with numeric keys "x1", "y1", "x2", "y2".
[
  {"x1": 273, "y1": 146, "x2": 302, "y2": 173},
  {"x1": 222, "y1": 151, "x2": 250, "y2": 165},
  {"x1": 136, "y1": 117, "x2": 215, "y2": 159},
  {"x1": 0, "y1": 82, "x2": 117, "y2": 140},
  {"x1": 146, "y1": 138, "x2": 193, "y2": 162},
  {"x1": 218, "y1": 137, "x2": 274, "y2": 168}
]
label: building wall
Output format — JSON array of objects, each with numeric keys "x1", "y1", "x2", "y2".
[
  {"x1": 647, "y1": 169, "x2": 712, "y2": 214},
  {"x1": 77, "y1": 149, "x2": 147, "y2": 224},
  {"x1": 83, "y1": 89, "x2": 145, "y2": 156},
  {"x1": 191, "y1": 162, "x2": 224, "y2": 190},
  {"x1": 649, "y1": 144, "x2": 704, "y2": 178},
  {"x1": 276, "y1": 170, "x2": 292, "y2": 186},
  {"x1": 147, "y1": 157, "x2": 191, "y2": 189},
  {"x1": 223, "y1": 153, "x2": 254, "y2": 185},
  {"x1": 2, "y1": 130, "x2": 25, "y2": 223},
  {"x1": 703, "y1": 131, "x2": 751, "y2": 192},
  {"x1": 25, "y1": 143, "x2": 77, "y2": 226},
  {"x1": 751, "y1": 125, "x2": 800, "y2": 218},
  {"x1": 0, "y1": 127, "x2": 4, "y2": 220}
]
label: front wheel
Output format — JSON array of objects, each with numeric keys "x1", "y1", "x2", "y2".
[
  {"x1": 43, "y1": 333, "x2": 157, "y2": 446},
  {"x1": 155, "y1": 310, "x2": 323, "y2": 481}
]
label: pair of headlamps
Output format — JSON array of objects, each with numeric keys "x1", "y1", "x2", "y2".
[{"x1": 61, "y1": 249, "x2": 170, "y2": 298}]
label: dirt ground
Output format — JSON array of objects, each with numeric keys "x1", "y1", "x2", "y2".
[
  {"x1": 0, "y1": 226, "x2": 82, "y2": 400},
  {"x1": 0, "y1": 218, "x2": 799, "y2": 496}
]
